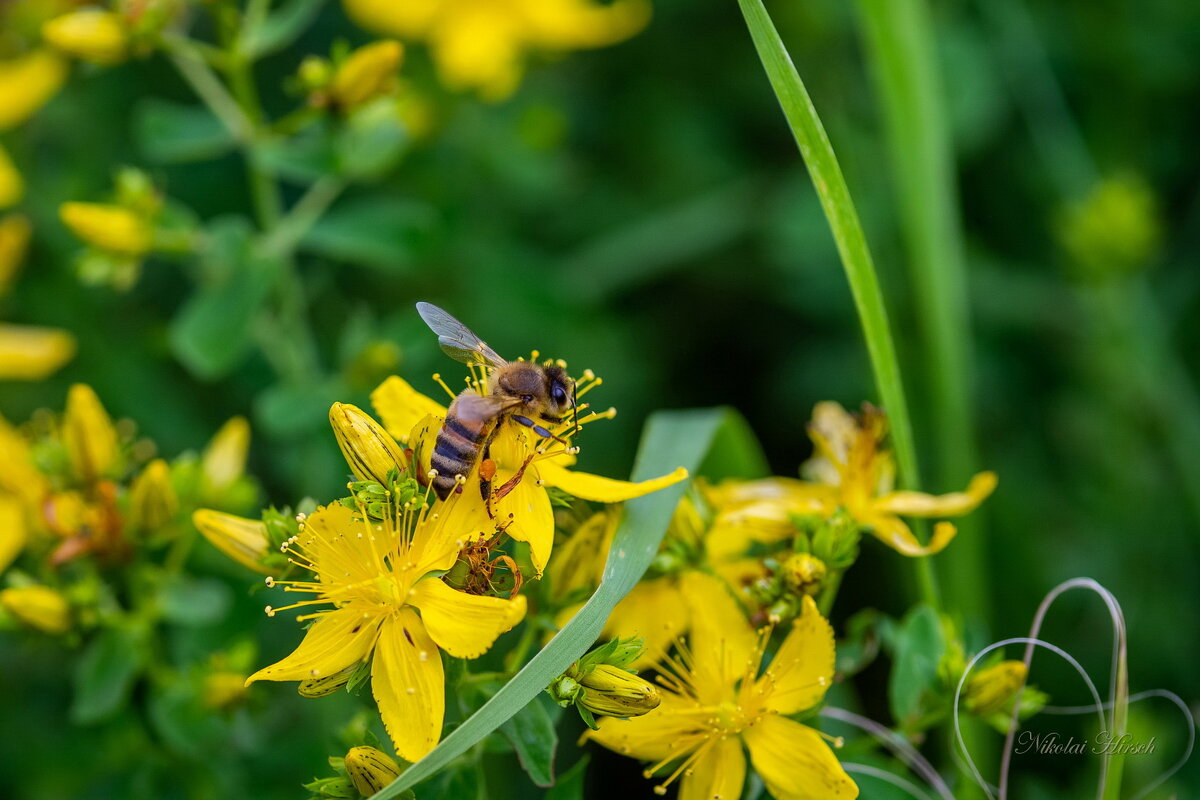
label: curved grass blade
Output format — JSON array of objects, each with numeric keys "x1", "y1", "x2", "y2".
[
  {"x1": 736, "y1": 0, "x2": 940, "y2": 608},
  {"x1": 372, "y1": 407, "x2": 754, "y2": 798}
]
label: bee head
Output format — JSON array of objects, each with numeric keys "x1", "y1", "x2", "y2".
[{"x1": 543, "y1": 365, "x2": 573, "y2": 417}]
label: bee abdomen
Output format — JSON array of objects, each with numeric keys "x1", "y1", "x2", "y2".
[{"x1": 431, "y1": 415, "x2": 484, "y2": 499}]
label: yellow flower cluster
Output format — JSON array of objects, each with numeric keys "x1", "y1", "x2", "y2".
[{"x1": 343, "y1": 0, "x2": 651, "y2": 100}]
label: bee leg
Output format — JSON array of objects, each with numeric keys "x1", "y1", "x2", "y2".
[
  {"x1": 492, "y1": 453, "x2": 538, "y2": 502},
  {"x1": 511, "y1": 414, "x2": 568, "y2": 445},
  {"x1": 480, "y1": 458, "x2": 498, "y2": 518}
]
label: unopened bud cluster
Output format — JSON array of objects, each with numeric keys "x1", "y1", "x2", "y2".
[{"x1": 548, "y1": 637, "x2": 660, "y2": 729}]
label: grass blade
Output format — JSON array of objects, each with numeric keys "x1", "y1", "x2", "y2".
[
  {"x1": 373, "y1": 407, "x2": 753, "y2": 797},
  {"x1": 736, "y1": 0, "x2": 939, "y2": 605}
]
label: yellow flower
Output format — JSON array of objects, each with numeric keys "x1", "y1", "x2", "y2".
[
  {"x1": 0, "y1": 495, "x2": 28, "y2": 574},
  {"x1": 201, "y1": 416, "x2": 250, "y2": 494},
  {"x1": 0, "y1": 214, "x2": 76, "y2": 379},
  {"x1": 344, "y1": 746, "x2": 403, "y2": 796},
  {"x1": 330, "y1": 40, "x2": 404, "y2": 110},
  {"x1": 555, "y1": 494, "x2": 786, "y2": 665},
  {"x1": 0, "y1": 414, "x2": 49, "y2": 509},
  {"x1": 585, "y1": 572, "x2": 858, "y2": 800},
  {"x1": 192, "y1": 509, "x2": 272, "y2": 574},
  {"x1": 0, "y1": 145, "x2": 23, "y2": 209},
  {"x1": 1, "y1": 584, "x2": 71, "y2": 634},
  {"x1": 370, "y1": 373, "x2": 686, "y2": 577},
  {"x1": 343, "y1": 0, "x2": 650, "y2": 101},
  {"x1": 62, "y1": 383, "x2": 120, "y2": 483},
  {"x1": 42, "y1": 9, "x2": 129, "y2": 65},
  {"x1": 59, "y1": 202, "x2": 153, "y2": 255},
  {"x1": 0, "y1": 50, "x2": 69, "y2": 131},
  {"x1": 246, "y1": 502, "x2": 526, "y2": 762},
  {"x1": 711, "y1": 402, "x2": 997, "y2": 557}
]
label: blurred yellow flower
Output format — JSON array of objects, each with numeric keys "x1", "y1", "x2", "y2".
[
  {"x1": 0, "y1": 496, "x2": 28, "y2": 574},
  {"x1": 0, "y1": 146, "x2": 23, "y2": 209},
  {"x1": 192, "y1": 509, "x2": 272, "y2": 574},
  {"x1": 965, "y1": 660, "x2": 1028, "y2": 717},
  {"x1": 128, "y1": 458, "x2": 178, "y2": 533},
  {"x1": 63, "y1": 383, "x2": 120, "y2": 484},
  {"x1": 200, "y1": 416, "x2": 250, "y2": 495},
  {"x1": 330, "y1": 40, "x2": 404, "y2": 110},
  {"x1": 343, "y1": 0, "x2": 650, "y2": 100},
  {"x1": 712, "y1": 402, "x2": 997, "y2": 557},
  {"x1": 0, "y1": 214, "x2": 76, "y2": 380},
  {"x1": 1058, "y1": 173, "x2": 1162, "y2": 281},
  {"x1": 0, "y1": 49, "x2": 68, "y2": 131},
  {"x1": 203, "y1": 671, "x2": 250, "y2": 710},
  {"x1": 1, "y1": 584, "x2": 71, "y2": 634},
  {"x1": 60, "y1": 202, "x2": 153, "y2": 256},
  {"x1": 246, "y1": 502, "x2": 526, "y2": 762},
  {"x1": 371, "y1": 373, "x2": 686, "y2": 577},
  {"x1": 585, "y1": 573, "x2": 858, "y2": 800},
  {"x1": 42, "y1": 8, "x2": 129, "y2": 65}
]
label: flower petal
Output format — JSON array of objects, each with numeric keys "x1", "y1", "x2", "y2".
[
  {"x1": 246, "y1": 606, "x2": 383, "y2": 684},
  {"x1": 63, "y1": 384, "x2": 119, "y2": 482},
  {"x1": 0, "y1": 495, "x2": 27, "y2": 573},
  {"x1": 679, "y1": 735, "x2": 746, "y2": 800},
  {"x1": 412, "y1": 470, "x2": 496, "y2": 575},
  {"x1": 761, "y1": 596, "x2": 835, "y2": 714},
  {"x1": 865, "y1": 514, "x2": 958, "y2": 557},
  {"x1": 539, "y1": 458, "x2": 688, "y2": 503},
  {"x1": 371, "y1": 609, "x2": 445, "y2": 763},
  {"x1": 584, "y1": 691, "x2": 710, "y2": 762},
  {"x1": 496, "y1": 468, "x2": 554, "y2": 577},
  {"x1": 409, "y1": 577, "x2": 526, "y2": 659},
  {"x1": 744, "y1": 715, "x2": 858, "y2": 800},
  {"x1": 680, "y1": 571, "x2": 757, "y2": 698},
  {"x1": 603, "y1": 577, "x2": 689, "y2": 669},
  {"x1": 0, "y1": 324, "x2": 75, "y2": 380},
  {"x1": 193, "y1": 509, "x2": 271, "y2": 574},
  {"x1": 874, "y1": 471, "x2": 998, "y2": 517},
  {"x1": 370, "y1": 375, "x2": 447, "y2": 443}
]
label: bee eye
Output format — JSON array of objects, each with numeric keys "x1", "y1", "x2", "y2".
[{"x1": 552, "y1": 385, "x2": 567, "y2": 405}]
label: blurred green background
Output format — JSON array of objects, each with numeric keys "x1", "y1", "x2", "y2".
[{"x1": 1, "y1": 0, "x2": 1197, "y2": 797}]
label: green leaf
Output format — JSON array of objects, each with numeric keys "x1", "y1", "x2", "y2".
[
  {"x1": 372, "y1": 407, "x2": 759, "y2": 798},
  {"x1": 241, "y1": 0, "x2": 326, "y2": 59},
  {"x1": 436, "y1": 757, "x2": 484, "y2": 800},
  {"x1": 157, "y1": 574, "x2": 233, "y2": 626},
  {"x1": 169, "y1": 253, "x2": 280, "y2": 379},
  {"x1": 71, "y1": 624, "x2": 146, "y2": 724},
  {"x1": 888, "y1": 604, "x2": 946, "y2": 724},
  {"x1": 134, "y1": 99, "x2": 235, "y2": 163},
  {"x1": 300, "y1": 196, "x2": 436, "y2": 272},
  {"x1": 498, "y1": 695, "x2": 557, "y2": 787},
  {"x1": 546, "y1": 756, "x2": 589, "y2": 800}
]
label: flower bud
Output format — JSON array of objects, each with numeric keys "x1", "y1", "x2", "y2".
[
  {"x1": 0, "y1": 50, "x2": 69, "y2": 131},
  {"x1": 42, "y1": 9, "x2": 129, "y2": 65},
  {"x1": 1058, "y1": 174, "x2": 1161, "y2": 282},
  {"x1": 204, "y1": 671, "x2": 249, "y2": 710},
  {"x1": 0, "y1": 496, "x2": 28, "y2": 574},
  {"x1": 128, "y1": 458, "x2": 178, "y2": 532},
  {"x1": 202, "y1": 416, "x2": 250, "y2": 493},
  {"x1": 60, "y1": 202, "x2": 152, "y2": 256},
  {"x1": 63, "y1": 383, "x2": 120, "y2": 483},
  {"x1": 329, "y1": 402, "x2": 407, "y2": 486},
  {"x1": 547, "y1": 673, "x2": 583, "y2": 707},
  {"x1": 0, "y1": 214, "x2": 32, "y2": 292},
  {"x1": 330, "y1": 40, "x2": 404, "y2": 110},
  {"x1": 193, "y1": 509, "x2": 272, "y2": 574},
  {"x1": 782, "y1": 552, "x2": 826, "y2": 596},
  {"x1": 577, "y1": 664, "x2": 660, "y2": 718},
  {"x1": 298, "y1": 663, "x2": 358, "y2": 698},
  {"x1": 1, "y1": 585, "x2": 70, "y2": 633},
  {"x1": 965, "y1": 660, "x2": 1028, "y2": 717},
  {"x1": 344, "y1": 745, "x2": 402, "y2": 796},
  {"x1": 0, "y1": 144, "x2": 22, "y2": 209}
]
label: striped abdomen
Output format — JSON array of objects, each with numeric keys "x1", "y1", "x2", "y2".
[{"x1": 431, "y1": 404, "x2": 489, "y2": 499}]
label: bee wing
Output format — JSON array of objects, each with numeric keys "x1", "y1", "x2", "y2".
[
  {"x1": 453, "y1": 392, "x2": 520, "y2": 424},
  {"x1": 416, "y1": 302, "x2": 508, "y2": 368}
]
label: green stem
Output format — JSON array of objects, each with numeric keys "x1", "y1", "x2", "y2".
[
  {"x1": 261, "y1": 175, "x2": 347, "y2": 258},
  {"x1": 736, "y1": 0, "x2": 938, "y2": 612},
  {"x1": 816, "y1": 568, "x2": 844, "y2": 616}
]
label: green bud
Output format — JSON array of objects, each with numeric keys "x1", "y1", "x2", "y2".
[{"x1": 547, "y1": 674, "x2": 583, "y2": 707}]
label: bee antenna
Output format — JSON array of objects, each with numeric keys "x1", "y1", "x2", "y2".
[{"x1": 572, "y1": 379, "x2": 580, "y2": 439}]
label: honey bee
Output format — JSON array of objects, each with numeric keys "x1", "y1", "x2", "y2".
[{"x1": 416, "y1": 302, "x2": 576, "y2": 501}]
